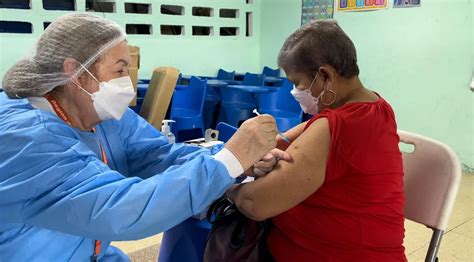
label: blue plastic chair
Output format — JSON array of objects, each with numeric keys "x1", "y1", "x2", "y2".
[
  {"x1": 159, "y1": 218, "x2": 211, "y2": 262},
  {"x1": 262, "y1": 66, "x2": 281, "y2": 77},
  {"x1": 216, "y1": 122, "x2": 237, "y2": 143},
  {"x1": 202, "y1": 69, "x2": 234, "y2": 130},
  {"x1": 159, "y1": 122, "x2": 240, "y2": 262},
  {"x1": 218, "y1": 73, "x2": 265, "y2": 127},
  {"x1": 215, "y1": 69, "x2": 241, "y2": 85},
  {"x1": 243, "y1": 73, "x2": 265, "y2": 86},
  {"x1": 203, "y1": 79, "x2": 222, "y2": 130},
  {"x1": 170, "y1": 77, "x2": 207, "y2": 142},
  {"x1": 137, "y1": 83, "x2": 148, "y2": 98},
  {"x1": 257, "y1": 79, "x2": 303, "y2": 132},
  {"x1": 216, "y1": 69, "x2": 235, "y2": 81}
]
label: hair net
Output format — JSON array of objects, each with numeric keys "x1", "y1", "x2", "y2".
[{"x1": 2, "y1": 13, "x2": 127, "y2": 98}]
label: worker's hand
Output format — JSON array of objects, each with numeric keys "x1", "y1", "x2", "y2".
[
  {"x1": 225, "y1": 115, "x2": 278, "y2": 171},
  {"x1": 252, "y1": 149, "x2": 292, "y2": 177}
]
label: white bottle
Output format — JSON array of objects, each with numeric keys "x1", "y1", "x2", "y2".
[{"x1": 161, "y1": 120, "x2": 176, "y2": 144}]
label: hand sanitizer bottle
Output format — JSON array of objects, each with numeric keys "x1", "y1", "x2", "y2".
[{"x1": 161, "y1": 120, "x2": 176, "y2": 144}]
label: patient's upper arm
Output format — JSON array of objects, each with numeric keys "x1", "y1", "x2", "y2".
[{"x1": 231, "y1": 118, "x2": 331, "y2": 220}]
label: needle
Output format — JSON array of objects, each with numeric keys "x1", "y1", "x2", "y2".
[{"x1": 253, "y1": 109, "x2": 291, "y2": 144}]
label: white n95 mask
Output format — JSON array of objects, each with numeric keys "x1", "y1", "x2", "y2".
[
  {"x1": 90, "y1": 76, "x2": 135, "y2": 120},
  {"x1": 291, "y1": 86, "x2": 321, "y2": 115},
  {"x1": 74, "y1": 64, "x2": 135, "y2": 121},
  {"x1": 290, "y1": 73, "x2": 325, "y2": 115}
]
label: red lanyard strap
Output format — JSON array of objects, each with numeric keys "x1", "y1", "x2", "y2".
[
  {"x1": 45, "y1": 94, "x2": 106, "y2": 260},
  {"x1": 45, "y1": 94, "x2": 73, "y2": 126}
]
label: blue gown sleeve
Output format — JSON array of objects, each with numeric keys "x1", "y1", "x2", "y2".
[
  {"x1": 116, "y1": 110, "x2": 221, "y2": 180},
  {"x1": 0, "y1": 111, "x2": 234, "y2": 241}
]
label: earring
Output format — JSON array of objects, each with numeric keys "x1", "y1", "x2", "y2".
[{"x1": 322, "y1": 90, "x2": 336, "y2": 106}]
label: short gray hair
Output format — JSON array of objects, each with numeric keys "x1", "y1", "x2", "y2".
[
  {"x1": 278, "y1": 19, "x2": 359, "y2": 78},
  {"x1": 2, "y1": 13, "x2": 126, "y2": 98}
]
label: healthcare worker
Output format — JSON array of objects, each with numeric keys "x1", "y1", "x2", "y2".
[{"x1": 0, "y1": 13, "x2": 283, "y2": 261}]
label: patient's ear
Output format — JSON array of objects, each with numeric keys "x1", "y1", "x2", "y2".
[{"x1": 318, "y1": 66, "x2": 336, "y2": 82}]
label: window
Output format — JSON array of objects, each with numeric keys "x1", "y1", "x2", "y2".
[
  {"x1": 161, "y1": 5, "x2": 184, "y2": 15},
  {"x1": 220, "y1": 9, "x2": 238, "y2": 18},
  {"x1": 161, "y1": 25, "x2": 184, "y2": 36},
  {"x1": 0, "y1": 0, "x2": 30, "y2": 9},
  {"x1": 192, "y1": 26, "x2": 213, "y2": 36},
  {"x1": 220, "y1": 27, "x2": 238, "y2": 36},
  {"x1": 192, "y1": 7, "x2": 213, "y2": 17},
  {"x1": 43, "y1": 22, "x2": 51, "y2": 30},
  {"x1": 246, "y1": 12, "x2": 253, "y2": 37},
  {"x1": 0, "y1": 21, "x2": 32, "y2": 34},
  {"x1": 43, "y1": 0, "x2": 75, "y2": 11},
  {"x1": 86, "y1": 0, "x2": 115, "y2": 13},
  {"x1": 125, "y1": 3, "x2": 151, "y2": 14},
  {"x1": 126, "y1": 24, "x2": 152, "y2": 35}
]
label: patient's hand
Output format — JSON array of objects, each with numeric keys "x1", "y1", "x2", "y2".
[{"x1": 250, "y1": 149, "x2": 293, "y2": 177}]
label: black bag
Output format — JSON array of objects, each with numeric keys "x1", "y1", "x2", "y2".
[{"x1": 203, "y1": 196, "x2": 274, "y2": 262}]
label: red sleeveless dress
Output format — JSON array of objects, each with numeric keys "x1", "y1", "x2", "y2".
[{"x1": 268, "y1": 97, "x2": 407, "y2": 262}]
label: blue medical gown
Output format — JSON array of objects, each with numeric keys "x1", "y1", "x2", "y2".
[{"x1": 0, "y1": 93, "x2": 235, "y2": 261}]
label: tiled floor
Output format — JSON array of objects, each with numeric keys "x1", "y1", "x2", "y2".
[
  {"x1": 112, "y1": 234, "x2": 163, "y2": 256},
  {"x1": 405, "y1": 172, "x2": 474, "y2": 261},
  {"x1": 112, "y1": 172, "x2": 474, "y2": 261}
]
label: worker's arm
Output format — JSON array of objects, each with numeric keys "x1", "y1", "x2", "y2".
[
  {"x1": 118, "y1": 109, "x2": 231, "y2": 180},
  {"x1": 0, "y1": 114, "x2": 234, "y2": 241},
  {"x1": 120, "y1": 110, "x2": 274, "y2": 181},
  {"x1": 227, "y1": 118, "x2": 329, "y2": 221}
]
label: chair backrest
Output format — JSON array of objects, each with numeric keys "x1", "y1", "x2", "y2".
[
  {"x1": 262, "y1": 66, "x2": 281, "y2": 77},
  {"x1": 242, "y1": 73, "x2": 265, "y2": 86},
  {"x1": 399, "y1": 130, "x2": 462, "y2": 231},
  {"x1": 139, "y1": 67, "x2": 180, "y2": 130},
  {"x1": 216, "y1": 122, "x2": 237, "y2": 143},
  {"x1": 217, "y1": 69, "x2": 235, "y2": 81},
  {"x1": 170, "y1": 76, "x2": 207, "y2": 117},
  {"x1": 258, "y1": 79, "x2": 302, "y2": 114}
]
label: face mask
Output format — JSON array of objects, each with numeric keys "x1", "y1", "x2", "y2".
[
  {"x1": 291, "y1": 73, "x2": 326, "y2": 115},
  {"x1": 73, "y1": 64, "x2": 135, "y2": 121}
]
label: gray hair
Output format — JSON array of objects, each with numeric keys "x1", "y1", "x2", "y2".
[
  {"x1": 2, "y1": 13, "x2": 126, "y2": 98},
  {"x1": 278, "y1": 19, "x2": 359, "y2": 78}
]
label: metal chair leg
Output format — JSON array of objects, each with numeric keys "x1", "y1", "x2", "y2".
[{"x1": 425, "y1": 229, "x2": 443, "y2": 262}]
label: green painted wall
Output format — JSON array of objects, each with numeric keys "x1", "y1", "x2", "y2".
[
  {"x1": 1, "y1": 0, "x2": 473, "y2": 169},
  {"x1": 260, "y1": 0, "x2": 473, "y2": 170},
  {"x1": 0, "y1": 0, "x2": 261, "y2": 79},
  {"x1": 259, "y1": 0, "x2": 301, "y2": 71}
]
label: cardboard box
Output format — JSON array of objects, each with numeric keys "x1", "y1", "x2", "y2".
[
  {"x1": 128, "y1": 45, "x2": 140, "y2": 69},
  {"x1": 129, "y1": 66, "x2": 138, "y2": 106},
  {"x1": 139, "y1": 67, "x2": 180, "y2": 130},
  {"x1": 130, "y1": 53, "x2": 139, "y2": 69},
  {"x1": 128, "y1": 45, "x2": 140, "y2": 53}
]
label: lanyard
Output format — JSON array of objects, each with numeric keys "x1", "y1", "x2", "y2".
[{"x1": 45, "y1": 94, "x2": 106, "y2": 261}]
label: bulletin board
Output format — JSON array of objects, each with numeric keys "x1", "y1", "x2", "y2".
[
  {"x1": 301, "y1": 0, "x2": 335, "y2": 25},
  {"x1": 394, "y1": 0, "x2": 420, "y2": 8},
  {"x1": 336, "y1": 0, "x2": 387, "y2": 12}
]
